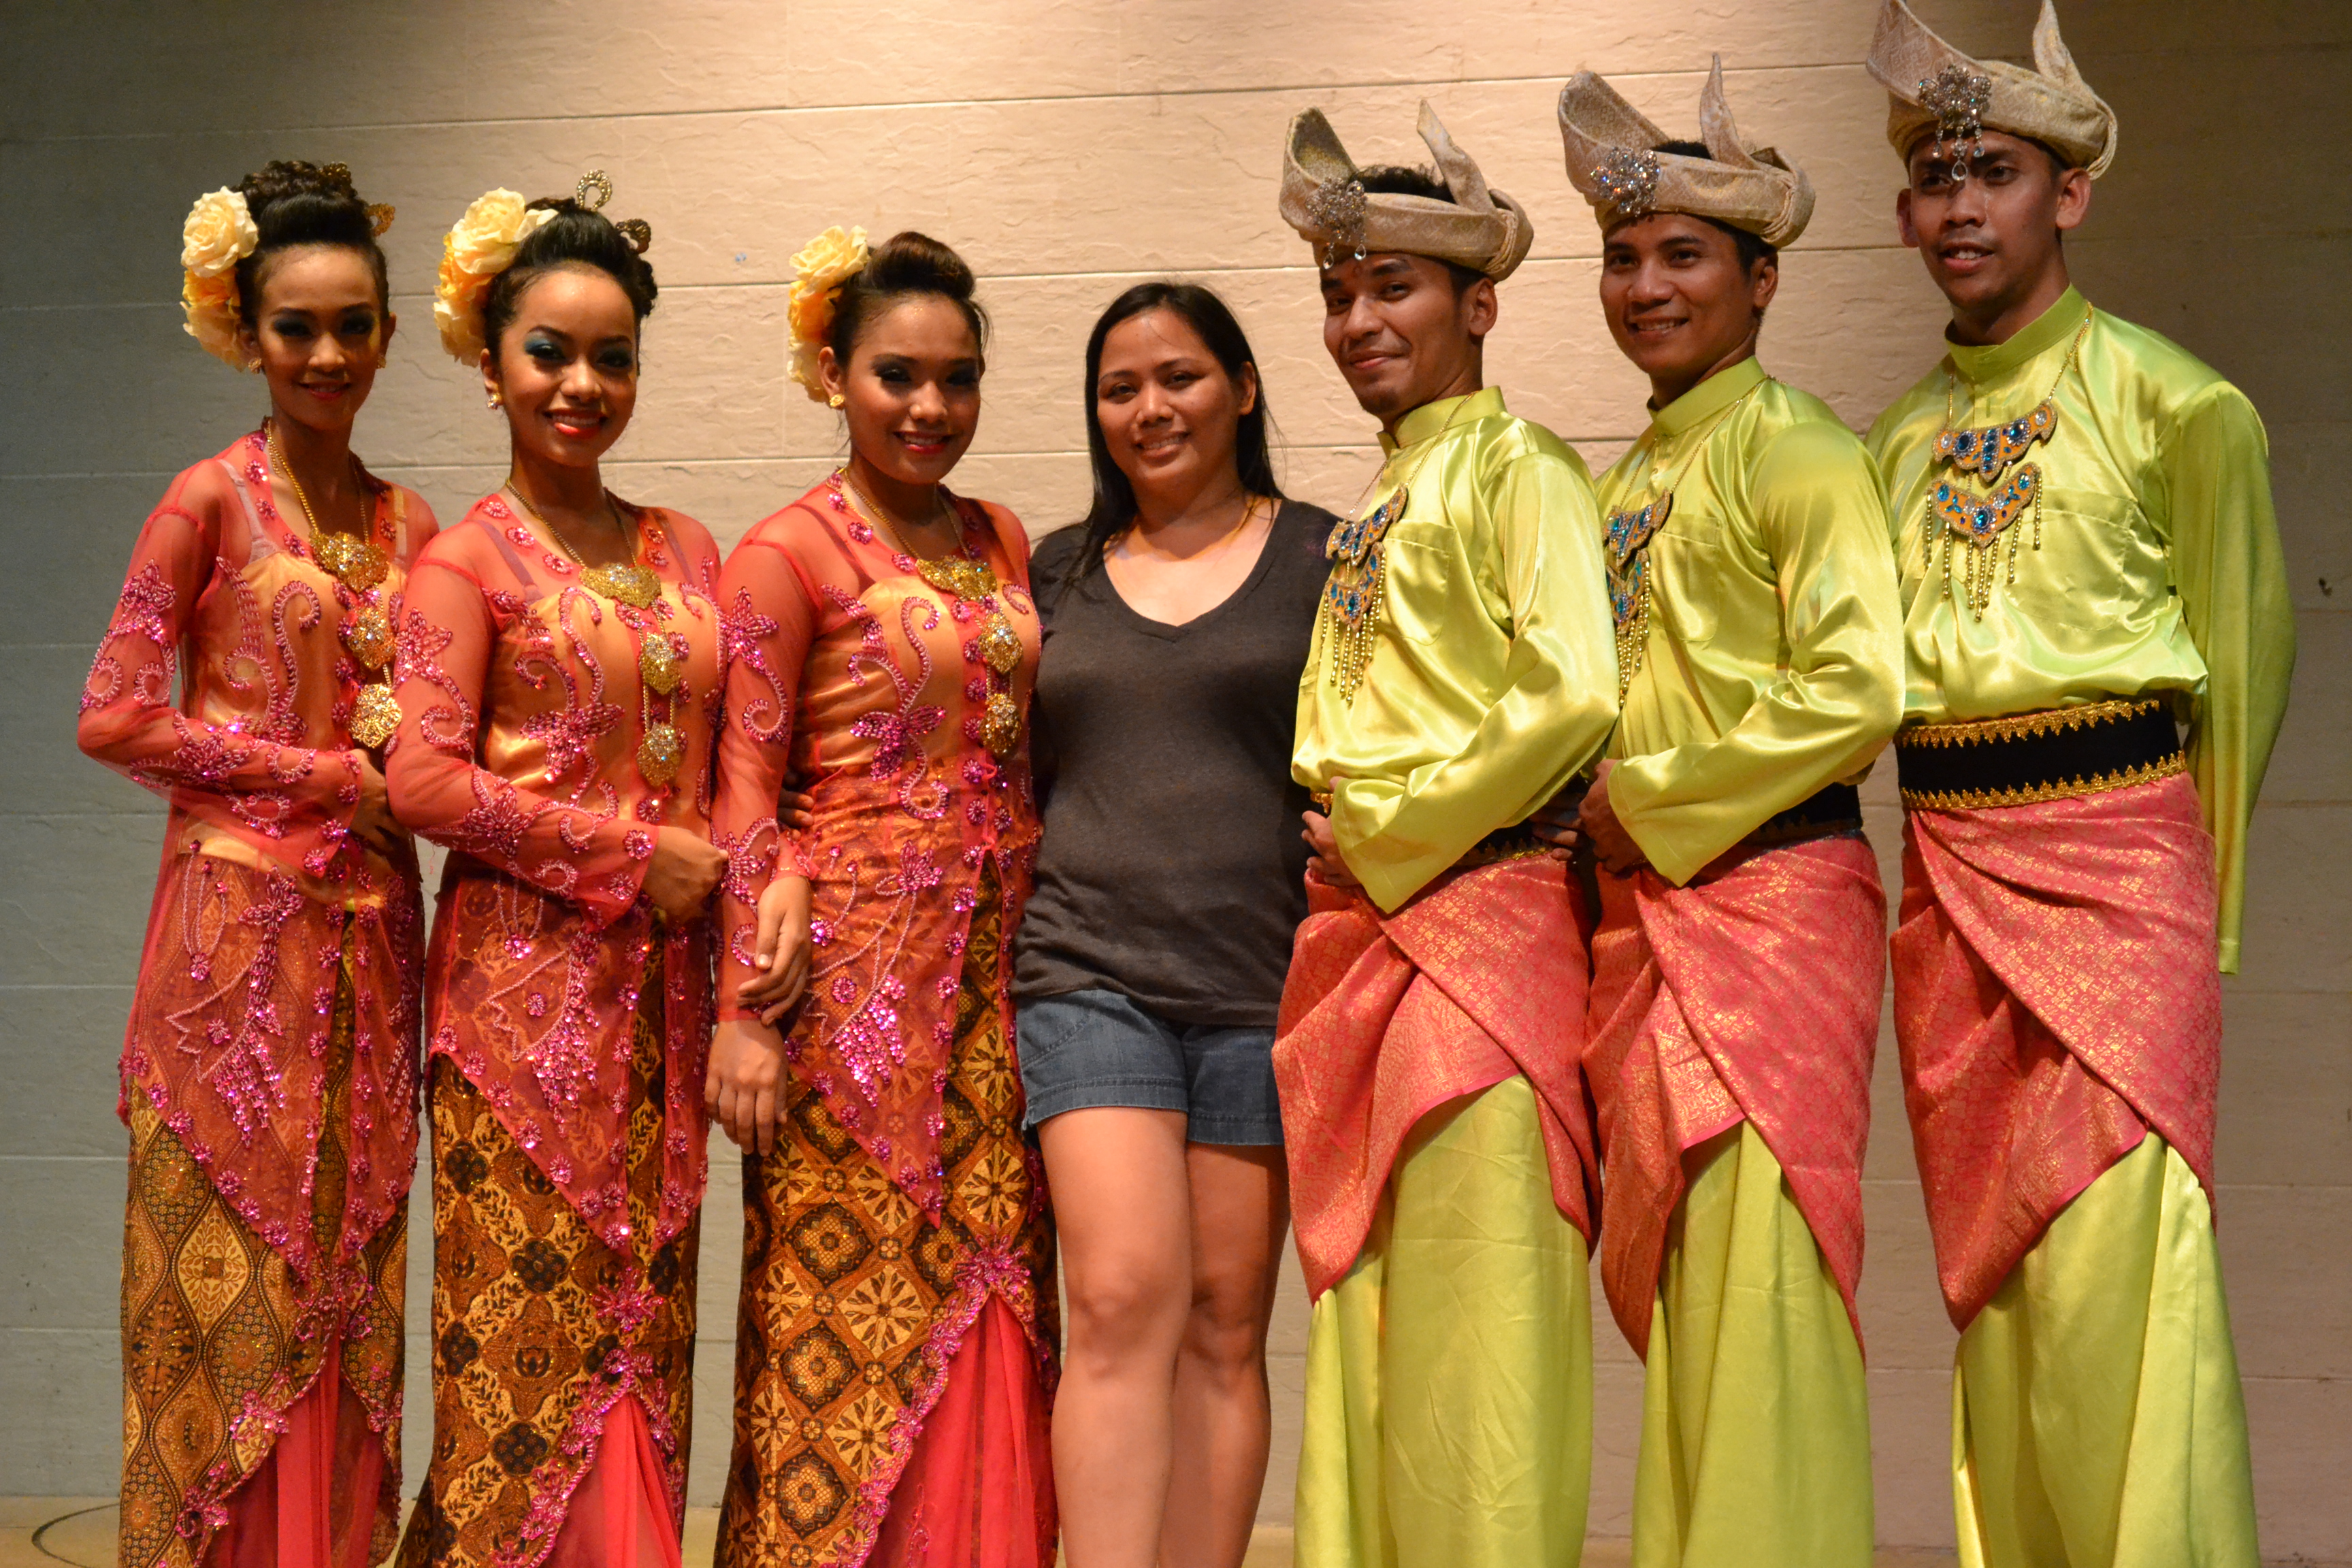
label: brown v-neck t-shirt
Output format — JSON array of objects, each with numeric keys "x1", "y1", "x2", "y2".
[{"x1": 1015, "y1": 499, "x2": 1337, "y2": 1026}]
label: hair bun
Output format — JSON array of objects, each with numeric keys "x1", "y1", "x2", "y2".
[
  {"x1": 237, "y1": 158, "x2": 363, "y2": 218},
  {"x1": 866, "y1": 231, "x2": 977, "y2": 302}
]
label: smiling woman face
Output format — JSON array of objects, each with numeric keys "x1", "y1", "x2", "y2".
[
  {"x1": 241, "y1": 244, "x2": 393, "y2": 440},
  {"x1": 821, "y1": 294, "x2": 983, "y2": 490},
  {"x1": 1094, "y1": 307, "x2": 1256, "y2": 512},
  {"x1": 484, "y1": 263, "x2": 641, "y2": 469}
]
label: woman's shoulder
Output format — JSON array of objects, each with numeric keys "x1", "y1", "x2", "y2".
[
  {"x1": 632, "y1": 502, "x2": 719, "y2": 564},
  {"x1": 1028, "y1": 523, "x2": 1088, "y2": 581},
  {"x1": 1273, "y1": 497, "x2": 1338, "y2": 562},
  {"x1": 150, "y1": 431, "x2": 265, "y2": 525}
]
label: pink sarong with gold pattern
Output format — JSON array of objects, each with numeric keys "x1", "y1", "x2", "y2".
[
  {"x1": 1273, "y1": 855, "x2": 1599, "y2": 1300},
  {"x1": 1891, "y1": 772, "x2": 2221, "y2": 1328},
  {"x1": 1584, "y1": 834, "x2": 1884, "y2": 1355}
]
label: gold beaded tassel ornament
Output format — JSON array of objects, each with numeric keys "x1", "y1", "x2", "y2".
[
  {"x1": 1925, "y1": 310, "x2": 2090, "y2": 619},
  {"x1": 1320, "y1": 485, "x2": 1405, "y2": 704},
  {"x1": 506, "y1": 485, "x2": 688, "y2": 787},
  {"x1": 1605, "y1": 493, "x2": 1671, "y2": 700},
  {"x1": 267, "y1": 420, "x2": 402, "y2": 748}
]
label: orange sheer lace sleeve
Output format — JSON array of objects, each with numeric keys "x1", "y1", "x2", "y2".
[
  {"x1": 713, "y1": 525, "x2": 823, "y2": 1021},
  {"x1": 77, "y1": 460, "x2": 368, "y2": 879},
  {"x1": 387, "y1": 527, "x2": 657, "y2": 928}
]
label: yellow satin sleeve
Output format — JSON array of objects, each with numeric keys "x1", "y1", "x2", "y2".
[
  {"x1": 1601, "y1": 361, "x2": 1906, "y2": 887},
  {"x1": 1292, "y1": 388, "x2": 1620, "y2": 913},
  {"x1": 1869, "y1": 288, "x2": 2296, "y2": 970}
]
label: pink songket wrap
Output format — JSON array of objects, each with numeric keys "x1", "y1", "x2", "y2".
[
  {"x1": 1584, "y1": 834, "x2": 1884, "y2": 1355},
  {"x1": 1273, "y1": 855, "x2": 1599, "y2": 1300},
  {"x1": 1891, "y1": 772, "x2": 2221, "y2": 1328}
]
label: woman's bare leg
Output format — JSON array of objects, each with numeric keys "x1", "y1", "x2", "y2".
[
  {"x1": 1040, "y1": 1107, "x2": 1194, "y2": 1568},
  {"x1": 1161, "y1": 1143, "x2": 1290, "y2": 1568}
]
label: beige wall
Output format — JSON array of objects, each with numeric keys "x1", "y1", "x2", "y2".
[{"x1": 2, "y1": 0, "x2": 2344, "y2": 1557}]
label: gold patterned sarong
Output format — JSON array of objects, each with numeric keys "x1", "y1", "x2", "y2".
[
  {"x1": 399, "y1": 970, "x2": 698, "y2": 1568},
  {"x1": 120, "y1": 964, "x2": 406, "y2": 1568},
  {"x1": 717, "y1": 866, "x2": 1058, "y2": 1568}
]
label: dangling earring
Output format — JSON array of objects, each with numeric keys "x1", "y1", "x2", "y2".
[{"x1": 827, "y1": 392, "x2": 845, "y2": 409}]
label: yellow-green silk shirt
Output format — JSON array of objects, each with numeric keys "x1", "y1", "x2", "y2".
[
  {"x1": 1867, "y1": 288, "x2": 2295, "y2": 970},
  {"x1": 1600, "y1": 357, "x2": 1905, "y2": 887},
  {"x1": 1294, "y1": 387, "x2": 1618, "y2": 913}
]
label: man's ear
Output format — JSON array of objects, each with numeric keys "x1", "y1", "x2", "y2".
[
  {"x1": 2054, "y1": 167, "x2": 2093, "y2": 235},
  {"x1": 1463, "y1": 275, "x2": 1499, "y2": 341},
  {"x1": 1895, "y1": 187, "x2": 1921, "y2": 250},
  {"x1": 1750, "y1": 256, "x2": 1780, "y2": 316}
]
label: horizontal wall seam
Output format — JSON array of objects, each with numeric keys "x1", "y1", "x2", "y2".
[{"x1": 7, "y1": 46, "x2": 2327, "y2": 145}]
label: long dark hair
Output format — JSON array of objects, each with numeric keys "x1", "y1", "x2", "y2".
[{"x1": 1072, "y1": 282, "x2": 1283, "y2": 578}]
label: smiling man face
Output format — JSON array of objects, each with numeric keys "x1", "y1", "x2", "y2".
[
  {"x1": 1318, "y1": 250, "x2": 1497, "y2": 436},
  {"x1": 1897, "y1": 127, "x2": 2091, "y2": 346}
]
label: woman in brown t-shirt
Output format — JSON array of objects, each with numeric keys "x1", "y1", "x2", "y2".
[{"x1": 1017, "y1": 284, "x2": 1334, "y2": 1568}]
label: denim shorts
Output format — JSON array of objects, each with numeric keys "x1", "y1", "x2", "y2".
[{"x1": 1015, "y1": 989, "x2": 1284, "y2": 1146}]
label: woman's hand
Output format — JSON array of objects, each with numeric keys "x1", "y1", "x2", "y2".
[
  {"x1": 738, "y1": 875, "x2": 813, "y2": 1025},
  {"x1": 349, "y1": 753, "x2": 404, "y2": 858},
  {"x1": 706, "y1": 1017, "x2": 787, "y2": 1155},
  {"x1": 776, "y1": 772, "x2": 815, "y2": 833},
  {"x1": 1578, "y1": 760, "x2": 1650, "y2": 877},
  {"x1": 642, "y1": 827, "x2": 726, "y2": 922}
]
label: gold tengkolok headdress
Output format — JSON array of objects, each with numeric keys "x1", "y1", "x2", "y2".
[
  {"x1": 1278, "y1": 101, "x2": 1534, "y2": 280},
  {"x1": 1557, "y1": 57, "x2": 1815, "y2": 247},
  {"x1": 1866, "y1": 0, "x2": 2116, "y2": 176}
]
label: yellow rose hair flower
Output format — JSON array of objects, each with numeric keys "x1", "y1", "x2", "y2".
[
  {"x1": 786, "y1": 224, "x2": 870, "y2": 401},
  {"x1": 179, "y1": 187, "x2": 259, "y2": 367},
  {"x1": 434, "y1": 189, "x2": 558, "y2": 363}
]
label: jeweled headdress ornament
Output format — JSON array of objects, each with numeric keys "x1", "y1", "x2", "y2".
[
  {"x1": 434, "y1": 170, "x2": 652, "y2": 363},
  {"x1": 1866, "y1": 0, "x2": 2117, "y2": 176},
  {"x1": 1277, "y1": 101, "x2": 1534, "y2": 281},
  {"x1": 1558, "y1": 57, "x2": 1816, "y2": 246}
]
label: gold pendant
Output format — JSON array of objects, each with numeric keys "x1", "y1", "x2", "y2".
[
  {"x1": 638, "y1": 722, "x2": 684, "y2": 785},
  {"x1": 917, "y1": 556, "x2": 998, "y2": 602},
  {"x1": 1605, "y1": 493, "x2": 1671, "y2": 698},
  {"x1": 313, "y1": 532, "x2": 389, "y2": 592},
  {"x1": 638, "y1": 632, "x2": 684, "y2": 696},
  {"x1": 973, "y1": 613, "x2": 1022, "y2": 676},
  {"x1": 1320, "y1": 485, "x2": 1405, "y2": 704},
  {"x1": 349, "y1": 681, "x2": 401, "y2": 749},
  {"x1": 981, "y1": 691, "x2": 1021, "y2": 758},
  {"x1": 583, "y1": 563, "x2": 662, "y2": 609},
  {"x1": 343, "y1": 604, "x2": 393, "y2": 670},
  {"x1": 1932, "y1": 463, "x2": 2044, "y2": 620},
  {"x1": 1933, "y1": 400, "x2": 2057, "y2": 486}
]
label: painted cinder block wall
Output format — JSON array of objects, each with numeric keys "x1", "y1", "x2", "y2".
[{"x1": 1, "y1": 1, "x2": 2343, "y2": 1556}]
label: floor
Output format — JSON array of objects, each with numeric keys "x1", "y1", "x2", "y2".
[{"x1": 0, "y1": 1501, "x2": 1964, "y2": 1568}]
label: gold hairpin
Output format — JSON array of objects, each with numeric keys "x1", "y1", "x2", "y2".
[
  {"x1": 576, "y1": 169, "x2": 614, "y2": 211},
  {"x1": 366, "y1": 203, "x2": 395, "y2": 237}
]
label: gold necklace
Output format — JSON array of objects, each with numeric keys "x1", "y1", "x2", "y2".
[
  {"x1": 505, "y1": 484, "x2": 687, "y2": 787},
  {"x1": 267, "y1": 420, "x2": 399, "y2": 748},
  {"x1": 1925, "y1": 309, "x2": 2093, "y2": 619},
  {"x1": 506, "y1": 484, "x2": 664, "y2": 610},
  {"x1": 831, "y1": 468, "x2": 1024, "y2": 757},
  {"x1": 1321, "y1": 401, "x2": 1486, "y2": 704},
  {"x1": 1602, "y1": 374, "x2": 1769, "y2": 699},
  {"x1": 1118, "y1": 492, "x2": 1264, "y2": 569}
]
